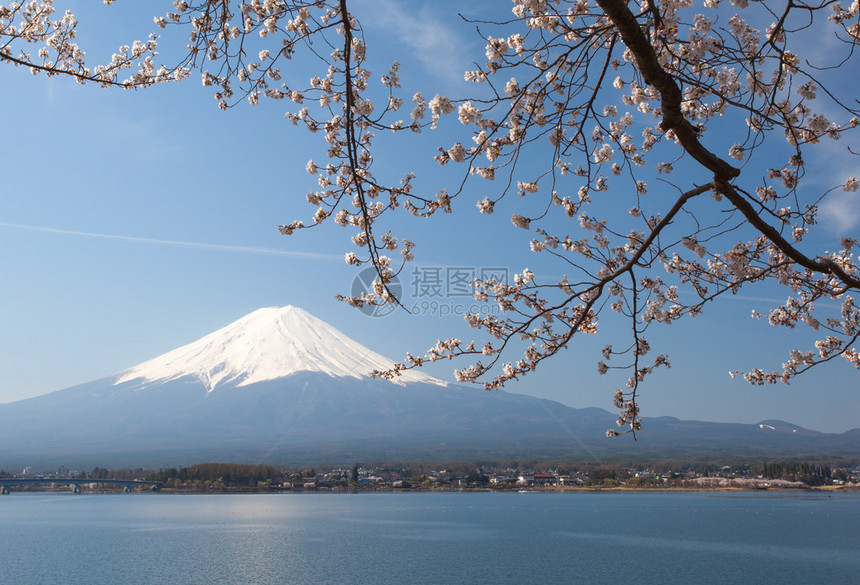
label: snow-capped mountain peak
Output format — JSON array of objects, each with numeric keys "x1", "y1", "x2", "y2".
[{"x1": 114, "y1": 305, "x2": 447, "y2": 391}]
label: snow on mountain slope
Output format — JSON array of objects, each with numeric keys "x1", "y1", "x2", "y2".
[{"x1": 114, "y1": 306, "x2": 447, "y2": 391}]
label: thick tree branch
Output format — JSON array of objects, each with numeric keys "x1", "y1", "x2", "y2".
[
  {"x1": 596, "y1": 0, "x2": 859, "y2": 291},
  {"x1": 717, "y1": 181, "x2": 860, "y2": 289},
  {"x1": 595, "y1": 0, "x2": 740, "y2": 181}
]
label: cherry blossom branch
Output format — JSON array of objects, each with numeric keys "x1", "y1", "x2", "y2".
[
  {"x1": 13, "y1": 1, "x2": 857, "y2": 436},
  {"x1": 595, "y1": 0, "x2": 741, "y2": 184}
]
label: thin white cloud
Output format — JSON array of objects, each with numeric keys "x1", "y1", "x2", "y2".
[
  {"x1": 821, "y1": 190, "x2": 860, "y2": 231},
  {"x1": 355, "y1": 0, "x2": 472, "y2": 87},
  {"x1": 0, "y1": 222, "x2": 342, "y2": 261}
]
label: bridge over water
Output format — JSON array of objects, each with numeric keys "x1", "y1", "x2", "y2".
[{"x1": 0, "y1": 478, "x2": 162, "y2": 494}]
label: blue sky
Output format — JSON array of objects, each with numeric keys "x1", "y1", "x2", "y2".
[{"x1": 1, "y1": 1, "x2": 858, "y2": 433}]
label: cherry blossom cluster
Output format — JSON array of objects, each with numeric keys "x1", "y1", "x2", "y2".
[
  {"x1": 0, "y1": 1, "x2": 188, "y2": 87},
  {"x1": 147, "y1": 1, "x2": 443, "y2": 306}
]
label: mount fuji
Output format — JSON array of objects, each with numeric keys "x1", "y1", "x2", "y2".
[
  {"x1": 1, "y1": 306, "x2": 857, "y2": 468},
  {"x1": 113, "y1": 306, "x2": 446, "y2": 391}
]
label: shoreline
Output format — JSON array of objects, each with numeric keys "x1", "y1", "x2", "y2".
[{"x1": 5, "y1": 483, "x2": 857, "y2": 495}]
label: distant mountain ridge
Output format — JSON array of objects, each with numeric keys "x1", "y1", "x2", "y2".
[{"x1": 0, "y1": 306, "x2": 857, "y2": 468}]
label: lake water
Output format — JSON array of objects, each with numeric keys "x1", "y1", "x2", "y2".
[{"x1": 1, "y1": 491, "x2": 858, "y2": 585}]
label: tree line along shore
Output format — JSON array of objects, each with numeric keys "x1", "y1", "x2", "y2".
[{"x1": 3, "y1": 461, "x2": 859, "y2": 493}]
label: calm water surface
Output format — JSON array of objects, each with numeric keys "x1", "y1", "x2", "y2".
[{"x1": 0, "y1": 491, "x2": 857, "y2": 585}]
